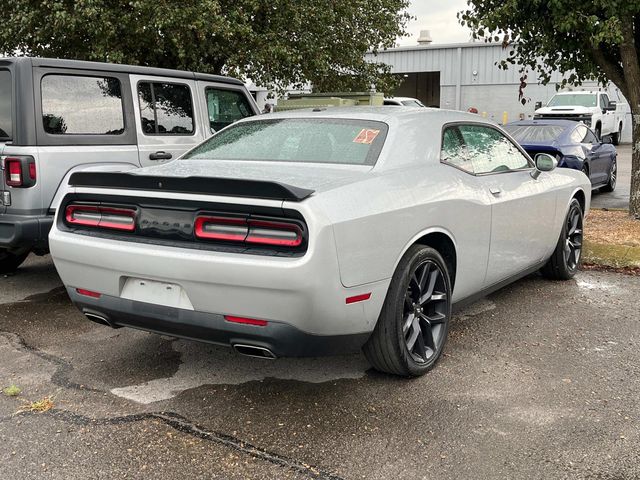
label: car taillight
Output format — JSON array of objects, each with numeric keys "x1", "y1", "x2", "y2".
[
  {"x1": 194, "y1": 216, "x2": 248, "y2": 242},
  {"x1": 246, "y1": 219, "x2": 302, "y2": 247},
  {"x1": 194, "y1": 215, "x2": 303, "y2": 247},
  {"x1": 4, "y1": 156, "x2": 36, "y2": 187},
  {"x1": 66, "y1": 204, "x2": 136, "y2": 231}
]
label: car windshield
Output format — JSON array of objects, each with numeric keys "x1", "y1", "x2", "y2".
[
  {"x1": 547, "y1": 94, "x2": 597, "y2": 108},
  {"x1": 401, "y1": 100, "x2": 425, "y2": 107},
  {"x1": 183, "y1": 118, "x2": 388, "y2": 166},
  {"x1": 0, "y1": 70, "x2": 12, "y2": 141},
  {"x1": 504, "y1": 125, "x2": 566, "y2": 143}
]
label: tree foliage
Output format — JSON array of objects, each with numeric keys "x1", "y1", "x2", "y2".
[
  {"x1": 459, "y1": 0, "x2": 640, "y2": 217},
  {"x1": 0, "y1": 0, "x2": 411, "y2": 93}
]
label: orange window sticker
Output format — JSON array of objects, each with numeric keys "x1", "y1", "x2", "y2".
[{"x1": 353, "y1": 128, "x2": 380, "y2": 144}]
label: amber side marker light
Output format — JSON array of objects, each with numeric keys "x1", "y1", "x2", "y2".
[
  {"x1": 224, "y1": 315, "x2": 269, "y2": 327},
  {"x1": 345, "y1": 293, "x2": 372, "y2": 304}
]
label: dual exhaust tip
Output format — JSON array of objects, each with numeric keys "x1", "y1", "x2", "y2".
[{"x1": 83, "y1": 312, "x2": 277, "y2": 360}]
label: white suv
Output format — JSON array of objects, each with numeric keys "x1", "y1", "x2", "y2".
[{"x1": 0, "y1": 57, "x2": 259, "y2": 272}]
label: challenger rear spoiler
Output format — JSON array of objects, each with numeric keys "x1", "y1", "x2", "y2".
[{"x1": 68, "y1": 172, "x2": 315, "y2": 202}]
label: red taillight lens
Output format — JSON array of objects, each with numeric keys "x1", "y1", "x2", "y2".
[
  {"x1": 224, "y1": 315, "x2": 268, "y2": 327},
  {"x1": 6, "y1": 159, "x2": 22, "y2": 187},
  {"x1": 28, "y1": 162, "x2": 37, "y2": 181},
  {"x1": 76, "y1": 288, "x2": 101, "y2": 298},
  {"x1": 194, "y1": 216, "x2": 248, "y2": 242},
  {"x1": 194, "y1": 215, "x2": 303, "y2": 248},
  {"x1": 66, "y1": 204, "x2": 136, "y2": 231},
  {"x1": 246, "y1": 219, "x2": 302, "y2": 247}
]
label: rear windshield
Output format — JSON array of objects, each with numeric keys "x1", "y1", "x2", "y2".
[
  {"x1": 183, "y1": 118, "x2": 388, "y2": 166},
  {"x1": 547, "y1": 94, "x2": 597, "y2": 108},
  {"x1": 504, "y1": 125, "x2": 566, "y2": 143},
  {"x1": 0, "y1": 70, "x2": 12, "y2": 140}
]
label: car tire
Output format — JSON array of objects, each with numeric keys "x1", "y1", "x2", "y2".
[
  {"x1": 0, "y1": 249, "x2": 29, "y2": 274},
  {"x1": 541, "y1": 198, "x2": 583, "y2": 280},
  {"x1": 612, "y1": 124, "x2": 622, "y2": 146},
  {"x1": 601, "y1": 157, "x2": 617, "y2": 192},
  {"x1": 595, "y1": 125, "x2": 602, "y2": 141},
  {"x1": 363, "y1": 245, "x2": 452, "y2": 377}
]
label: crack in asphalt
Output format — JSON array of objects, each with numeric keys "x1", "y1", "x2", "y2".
[
  {"x1": 0, "y1": 330, "x2": 345, "y2": 480},
  {"x1": 0, "y1": 331, "x2": 102, "y2": 393},
  {"x1": 1, "y1": 409, "x2": 345, "y2": 480}
]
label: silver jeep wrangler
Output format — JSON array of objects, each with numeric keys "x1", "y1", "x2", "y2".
[{"x1": 0, "y1": 58, "x2": 259, "y2": 272}]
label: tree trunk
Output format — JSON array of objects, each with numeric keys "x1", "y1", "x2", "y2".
[{"x1": 631, "y1": 110, "x2": 640, "y2": 218}]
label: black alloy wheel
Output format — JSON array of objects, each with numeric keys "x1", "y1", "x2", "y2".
[
  {"x1": 602, "y1": 158, "x2": 617, "y2": 192},
  {"x1": 563, "y1": 203, "x2": 583, "y2": 272},
  {"x1": 541, "y1": 198, "x2": 584, "y2": 280},
  {"x1": 402, "y1": 260, "x2": 448, "y2": 364},
  {"x1": 364, "y1": 245, "x2": 452, "y2": 377}
]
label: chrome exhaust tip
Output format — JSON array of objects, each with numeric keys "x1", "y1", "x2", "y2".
[
  {"x1": 84, "y1": 312, "x2": 120, "y2": 329},
  {"x1": 233, "y1": 344, "x2": 277, "y2": 360}
]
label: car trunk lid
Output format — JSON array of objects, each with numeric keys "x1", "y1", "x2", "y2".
[{"x1": 130, "y1": 159, "x2": 374, "y2": 195}]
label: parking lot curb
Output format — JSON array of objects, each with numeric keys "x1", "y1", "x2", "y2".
[{"x1": 583, "y1": 240, "x2": 640, "y2": 268}]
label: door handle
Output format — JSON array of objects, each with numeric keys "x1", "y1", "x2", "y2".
[
  {"x1": 149, "y1": 151, "x2": 172, "y2": 161},
  {"x1": 489, "y1": 187, "x2": 501, "y2": 195}
]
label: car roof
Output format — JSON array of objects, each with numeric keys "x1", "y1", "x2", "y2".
[
  {"x1": 554, "y1": 91, "x2": 599, "y2": 95},
  {"x1": 507, "y1": 119, "x2": 578, "y2": 128},
  {"x1": 385, "y1": 97, "x2": 421, "y2": 102},
  {"x1": 260, "y1": 106, "x2": 489, "y2": 124},
  {"x1": 0, "y1": 57, "x2": 244, "y2": 85}
]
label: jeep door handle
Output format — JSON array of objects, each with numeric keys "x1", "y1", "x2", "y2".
[
  {"x1": 149, "y1": 151, "x2": 172, "y2": 161},
  {"x1": 489, "y1": 187, "x2": 502, "y2": 195}
]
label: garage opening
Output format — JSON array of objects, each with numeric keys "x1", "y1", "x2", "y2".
[{"x1": 392, "y1": 72, "x2": 441, "y2": 108}]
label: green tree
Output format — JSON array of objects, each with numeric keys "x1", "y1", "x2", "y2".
[
  {"x1": 0, "y1": 0, "x2": 410, "y2": 93},
  {"x1": 459, "y1": 0, "x2": 640, "y2": 218}
]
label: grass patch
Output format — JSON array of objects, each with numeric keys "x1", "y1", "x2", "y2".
[
  {"x1": 18, "y1": 396, "x2": 54, "y2": 414},
  {"x1": 2, "y1": 385, "x2": 21, "y2": 397},
  {"x1": 586, "y1": 210, "x2": 640, "y2": 247}
]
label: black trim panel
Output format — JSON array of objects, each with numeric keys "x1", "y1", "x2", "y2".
[
  {"x1": 70, "y1": 289, "x2": 370, "y2": 357},
  {"x1": 68, "y1": 172, "x2": 315, "y2": 201}
]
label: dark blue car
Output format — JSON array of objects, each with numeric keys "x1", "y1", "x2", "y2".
[{"x1": 504, "y1": 120, "x2": 617, "y2": 192}]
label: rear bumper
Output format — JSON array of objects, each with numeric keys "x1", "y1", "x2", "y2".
[
  {"x1": 69, "y1": 288, "x2": 371, "y2": 357},
  {"x1": 50, "y1": 226, "x2": 390, "y2": 338},
  {"x1": 0, "y1": 213, "x2": 53, "y2": 252}
]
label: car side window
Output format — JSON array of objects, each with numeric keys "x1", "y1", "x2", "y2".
[
  {"x1": 458, "y1": 125, "x2": 531, "y2": 174},
  {"x1": 571, "y1": 125, "x2": 588, "y2": 144},
  {"x1": 138, "y1": 82, "x2": 194, "y2": 135},
  {"x1": 441, "y1": 127, "x2": 474, "y2": 173},
  {"x1": 41, "y1": 74, "x2": 125, "y2": 135},
  {"x1": 600, "y1": 94, "x2": 609, "y2": 109},
  {"x1": 583, "y1": 128, "x2": 598, "y2": 144},
  {"x1": 205, "y1": 88, "x2": 253, "y2": 133}
]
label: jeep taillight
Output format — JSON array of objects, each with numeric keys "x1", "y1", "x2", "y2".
[
  {"x1": 65, "y1": 204, "x2": 136, "y2": 231},
  {"x1": 4, "y1": 156, "x2": 36, "y2": 188},
  {"x1": 194, "y1": 215, "x2": 303, "y2": 247}
]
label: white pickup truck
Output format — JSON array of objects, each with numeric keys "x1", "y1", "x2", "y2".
[{"x1": 534, "y1": 91, "x2": 624, "y2": 145}]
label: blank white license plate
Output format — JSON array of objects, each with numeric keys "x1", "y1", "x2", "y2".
[{"x1": 120, "y1": 278, "x2": 194, "y2": 311}]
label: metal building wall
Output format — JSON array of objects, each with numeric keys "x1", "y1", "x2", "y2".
[{"x1": 366, "y1": 43, "x2": 631, "y2": 141}]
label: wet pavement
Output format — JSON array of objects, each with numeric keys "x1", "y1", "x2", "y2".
[
  {"x1": 591, "y1": 144, "x2": 631, "y2": 210},
  {"x1": 1, "y1": 255, "x2": 639, "y2": 479}
]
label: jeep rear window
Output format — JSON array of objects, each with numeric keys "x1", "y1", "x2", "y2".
[
  {"x1": 183, "y1": 118, "x2": 388, "y2": 166},
  {"x1": 0, "y1": 70, "x2": 12, "y2": 141},
  {"x1": 41, "y1": 75, "x2": 125, "y2": 135}
]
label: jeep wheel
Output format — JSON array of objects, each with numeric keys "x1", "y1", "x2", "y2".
[{"x1": 0, "y1": 249, "x2": 29, "y2": 274}]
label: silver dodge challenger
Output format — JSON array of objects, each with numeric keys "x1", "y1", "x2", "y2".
[{"x1": 49, "y1": 108, "x2": 590, "y2": 377}]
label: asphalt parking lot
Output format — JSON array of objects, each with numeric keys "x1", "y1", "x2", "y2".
[
  {"x1": 591, "y1": 143, "x2": 631, "y2": 210},
  {"x1": 1, "y1": 255, "x2": 639, "y2": 479}
]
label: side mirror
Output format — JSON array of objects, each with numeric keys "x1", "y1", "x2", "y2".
[
  {"x1": 608, "y1": 100, "x2": 617, "y2": 111},
  {"x1": 531, "y1": 153, "x2": 557, "y2": 179},
  {"x1": 534, "y1": 101, "x2": 543, "y2": 110}
]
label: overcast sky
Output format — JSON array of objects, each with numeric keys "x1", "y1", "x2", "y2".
[{"x1": 400, "y1": 0, "x2": 470, "y2": 46}]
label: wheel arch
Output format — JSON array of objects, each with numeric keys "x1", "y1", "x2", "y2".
[{"x1": 395, "y1": 228, "x2": 458, "y2": 292}]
